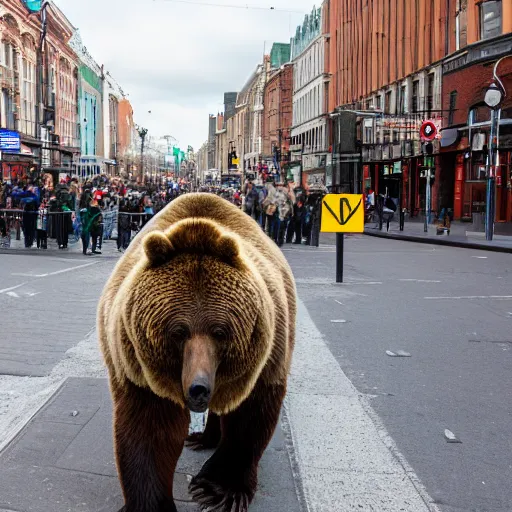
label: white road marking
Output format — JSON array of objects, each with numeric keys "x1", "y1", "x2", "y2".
[
  {"x1": 6, "y1": 291, "x2": 20, "y2": 298},
  {"x1": 44, "y1": 262, "x2": 98, "y2": 276},
  {"x1": 26, "y1": 292, "x2": 41, "y2": 297},
  {"x1": 334, "y1": 300, "x2": 344, "y2": 306},
  {"x1": 11, "y1": 273, "x2": 48, "y2": 277},
  {"x1": 285, "y1": 299, "x2": 437, "y2": 511},
  {"x1": 331, "y1": 319, "x2": 347, "y2": 323},
  {"x1": 400, "y1": 279, "x2": 441, "y2": 283},
  {"x1": 425, "y1": 296, "x2": 512, "y2": 300},
  {"x1": 0, "y1": 283, "x2": 27, "y2": 294},
  {"x1": 472, "y1": 256, "x2": 488, "y2": 259}
]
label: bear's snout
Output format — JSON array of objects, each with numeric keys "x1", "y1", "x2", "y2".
[
  {"x1": 182, "y1": 335, "x2": 217, "y2": 413},
  {"x1": 187, "y1": 378, "x2": 212, "y2": 413}
]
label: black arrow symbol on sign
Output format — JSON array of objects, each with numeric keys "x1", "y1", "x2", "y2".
[{"x1": 323, "y1": 197, "x2": 362, "y2": 226}]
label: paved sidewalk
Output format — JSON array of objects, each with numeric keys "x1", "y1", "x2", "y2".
[
  {"x1": 362, "y1": 220, "x2": 512, "y2": 253},
  {"x1": 0, "y1": 378, "x2": 302, "y2": 512}
]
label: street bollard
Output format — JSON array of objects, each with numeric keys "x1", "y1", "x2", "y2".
[{"x1": 400, "y1": 208, "x2": 405, "y2": 231}]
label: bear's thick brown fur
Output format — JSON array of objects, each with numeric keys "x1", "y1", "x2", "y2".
[{"x1": 98, "y1": 193, "x2": 296, "y2": 512}]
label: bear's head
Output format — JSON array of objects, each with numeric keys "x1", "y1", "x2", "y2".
[{"x1": 119, "y1": 218, "x2": 274, "y2": 415}]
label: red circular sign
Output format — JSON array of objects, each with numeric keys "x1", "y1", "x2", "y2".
[{"x1": 420, "y1": 121, "x2": 437, "y2": 141}]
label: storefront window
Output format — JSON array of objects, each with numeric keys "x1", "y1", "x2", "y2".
[{"x1": 480, "y1": 0, "x2": 502, "y2": 40}]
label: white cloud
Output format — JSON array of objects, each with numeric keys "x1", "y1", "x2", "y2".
[{"x1": 54, "y1": 0, "x2": 316, "y2": 151}]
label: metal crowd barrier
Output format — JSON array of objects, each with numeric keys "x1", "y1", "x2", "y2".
[{"x1": 0, "y1": 208, "x2": 157, "y2": 249}]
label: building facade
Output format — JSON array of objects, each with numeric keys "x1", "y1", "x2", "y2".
[
  {"x1": 324, "y1": 0, "x2": 512, "y2": 226},
  {"x1": 290, "y1": 6, "x2": 329, "y2": 188},
  {"x1": 0, "y1": 3, "x2": 40, "y2": 183},
  {"x1": 262, "y1": 59, "x2": 293, "y2": 181}
]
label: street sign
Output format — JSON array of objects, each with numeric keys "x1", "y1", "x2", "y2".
[
  {"x1": 23, "y1": 0, "x2": 42, "y2": 11},
  {"x1": 420, "y1": 121, "x2": 437, "y2": 141},
  {"x1": 321, "y1": 194, "x2": 364, "y2": 233},
  {"x1": 0, "y1": 129, "x2": 21, "y2": 152}
]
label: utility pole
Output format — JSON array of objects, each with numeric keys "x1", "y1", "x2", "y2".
[{"x1": 482, "y1": 55, "x2": 508, "y2": 241}]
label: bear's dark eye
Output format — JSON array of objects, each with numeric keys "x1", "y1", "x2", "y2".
[
  {"x1": 170, "y1": 324, "x2": 190, "y2": 343},
  {"x1": 211, "y1": 326, "x2": 229, "y2": 343}
]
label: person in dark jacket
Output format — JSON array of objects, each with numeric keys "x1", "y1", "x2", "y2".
[
  {"x1": 117, "y1": 199, "x2": 131, "y2": 252},
  {"x1": 293, "y1": 196, "x2": 306, "y2": 244},
  {"x1": 89, "y1": 199, "x2": 103, "y2": 255}
]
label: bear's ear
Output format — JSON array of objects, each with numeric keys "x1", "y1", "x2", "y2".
[
  {"x1": 167, "y1": 218, "x2": 245, "y2": 270},
  {"x1": 143, "y1": 231, "x2": 174, "y2": 267}
]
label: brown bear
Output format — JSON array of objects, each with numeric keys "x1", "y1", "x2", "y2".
[{"x1": 97, "y1": 193, "x2": 296, "y2": 512}]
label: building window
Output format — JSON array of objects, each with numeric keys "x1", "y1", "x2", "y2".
[
  {"x1": 427, "y1": 74, "x2": 435, "y2": 116},
  {"x1": 366, "y1": 99, "x2": 373, "y2": 110},
  {"x1": 448, "y1": 91, "x2": 457, "y2": 126},
  {"x1": 399, "y1": 85, "x2": 407, "y2": 114},
  {"x1": 455, "y1": 0, "x2": 468, "y2": 50},
  {"x1": 385, "y1": 90, "x2": 392, "y2": 114},
  {"x1": 412, "y1": 80, "x2": 420, "y2": 113},
  {"x1": 481, "y1": 1, "x2": 502, "y2": 40},
  {"x1": 375, "y1": 95, "x2": 381, "y2": 110}
]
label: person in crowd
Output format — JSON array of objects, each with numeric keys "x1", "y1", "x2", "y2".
[
  {"x1": 117, "y1": 198, "x2": 132, "y2": 252},
  {"x1": 36, "y1": 200, "x2": 48, "y2": 249},
  {"x1": 79, "y1": 191, "x2": 92, "y2": 255},
  {"x1": 260, "y1": 180, "x2": 277, "y2": 235},
  {"x1": 293, "y1": 195, "x2": 306, "y2": 244},
  {"x1": 89, "y1": 198, "x2": 103, "y2": 255},
  {"x1": 274, "y1": 182, "x2": 293, "y2": 247},
  {"x1": 20, "y1": 186, "x2": 39, "y2": 248}
]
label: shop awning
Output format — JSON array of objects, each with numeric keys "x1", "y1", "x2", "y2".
[{"x1": 440, "y1": 128, "x2": 460, "y2": 148}]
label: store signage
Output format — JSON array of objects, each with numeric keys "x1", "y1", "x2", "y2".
[
  {"x1": 0, "y1": 130, "x2": 21, "y2": 152},
  {"x1": 393, "y1": 161, "x2": 402, "y2": 174}
]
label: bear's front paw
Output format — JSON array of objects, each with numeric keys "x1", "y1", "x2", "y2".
[
  {"x1": 189, "y1": 475, "x2": 253, "y2": 512},
  {"x1": 185, "y1": 431, "x2": 219, "y2": 451}
]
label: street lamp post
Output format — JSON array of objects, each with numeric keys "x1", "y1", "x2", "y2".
[
  {"x1": 137, "y1": 127, "x2": 148, "y2": 183},
  {"x1": 483, "y1": 57, "x2": 508, "y2": 241}
]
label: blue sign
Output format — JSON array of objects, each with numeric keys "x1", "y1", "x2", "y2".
[
  {"x1": 0, "y1": 129, "x2": 21, "y2": 152},
  {"x1": 23, "y1": 0, "x2": 42, "y2": 12}
]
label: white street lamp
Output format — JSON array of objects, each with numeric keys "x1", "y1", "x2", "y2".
[{"x1": 484, "y1": 82, "x2": 503, "y2": 109}]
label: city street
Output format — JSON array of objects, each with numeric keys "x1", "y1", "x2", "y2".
[{"x1": 0, "y1": 236, "x2": 511, "y2": 511}]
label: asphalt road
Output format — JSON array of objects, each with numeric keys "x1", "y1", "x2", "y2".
[
  {"x1": 0, "y1": 251, "x2": 118, "y2": 376},
  {"x1": 285, "y1": 235, "x2": 512, "y2": 512},
  {"x1": 1, "y1": 235, "x2": 511, "y2": 511}
]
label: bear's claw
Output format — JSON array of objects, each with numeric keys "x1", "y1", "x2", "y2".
[{"x1": 189, "y1": 477, "x2": 251, "y2": 512}]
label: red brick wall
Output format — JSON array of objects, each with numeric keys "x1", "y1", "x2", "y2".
[
  {"x1": 117, "y1": 99, "x2": 134, "y2": 159},
  {"x1": 262, "y1": 65, "x2": 293, "y2": 159},
  {"x1": 443, "y1": 58, "x2": 512, "y2": 127}
]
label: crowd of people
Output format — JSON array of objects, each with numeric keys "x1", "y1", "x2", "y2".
[
  {"x1": 242, "y1": 179, "x2": 325, "y2": 247},
  {"x1": 0, "y1": 173, "x2": 325, "y2": 252}
]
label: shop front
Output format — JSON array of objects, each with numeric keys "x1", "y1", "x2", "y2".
[{"x1": 0, "y1": 129, "x2": 39, "y2": 184}]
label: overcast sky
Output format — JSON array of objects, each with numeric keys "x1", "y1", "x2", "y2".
[{"x1": 54, "y1": 0, "x2": 316, "y2": 152}]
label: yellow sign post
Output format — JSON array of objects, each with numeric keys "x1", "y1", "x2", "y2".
[
  {"x1": 320, "y1": 194, "x2": 364, "y2": 283},
  {"x1": 321, "y1": 194, "x2": 364, "y2": 233}
]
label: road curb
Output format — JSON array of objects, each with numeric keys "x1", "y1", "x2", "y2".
[{"x1": 364, "y1": 230, "x2": 512, "y2": 254}]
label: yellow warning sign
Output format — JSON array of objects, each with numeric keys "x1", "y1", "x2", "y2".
[{"x1": 321, "y1": 194, "x2": 364, "y2": 233}]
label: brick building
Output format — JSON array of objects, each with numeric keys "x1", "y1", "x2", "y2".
[
  {"x1": 324, "y1": 0, "x2": 512, "y2": 227},
  {"x1": 262, "y1": 62, "x2": 293, "y2": 181}
]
